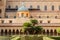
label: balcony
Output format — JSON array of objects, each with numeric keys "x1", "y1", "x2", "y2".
[
  {"x1": 5, "y1": 8, "x2": 17, "y2": 12},
  {"x1": 0, "y1": 23, "x2": 60, "y2": 27}
]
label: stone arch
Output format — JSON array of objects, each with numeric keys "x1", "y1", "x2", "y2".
[
  {"x1": 8, "y1": 29, "x2": 11, "y2": 35},
  {"x1": 46, "y1": 29, "x2": 49, "y2": 35},
  {"x1": 26, "y1": 13, "x2": 28, "y2": 17},
  {"x1": 50, "y1": 29, "x2": 53, "y2": 35},
  {"x1": 5, "y1": 29, "x2": 8, "y2": 35},
  {"x1": 16, "y1": 29, "x2": 19, "y2": 35},
  {"x1": 1, "y1": 29, "x2": 4, "y2": 35},
  {"x1": 20, "y1": 29, "x2": 23, "y2": 34},
  {"x1": 12, "y1": 29, "x2": 15, "y2": 35},
  {"x1": 54, "y1": 29, "x2": 57, "y2": 36},
  {"x1": 43, "y1": 29, "x2": 45, "y2": 35}
]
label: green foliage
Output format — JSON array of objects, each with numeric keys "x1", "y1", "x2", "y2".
[
  {"x1": 30, "y1": 19, "x2": 38, "y2": 25},
  {"x1": 50, "y1": 37, "x2": 60, "y2": 40},
  {"x1": 23, "y1": 19, "x2": 43, "y2": 34},
  {"x1": 17, "y1": 38, "x2": 21, "y2": 40},
  {"x1": 23, "y1": 22, "x2": 32, "y2": 27},
  {"x1": 25, "y1": 35, "x2": 43, "y2": 40}
]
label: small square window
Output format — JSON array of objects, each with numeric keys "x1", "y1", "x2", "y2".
[
  {"x1": 39, "y1": 16, "x2": 41, "y2": 18},
  {"x1": 48, "y1": 21, "x2": 50, "y2": 23},
  {"x1": 40, "y1": 21, "x2": 42, "y2": 23},
  {"x1": 47, "y1": 16, "x2": 49, "y2": 18},
  {"x1": 9, "y1": 20, "x2": 12, "y2": 23},
  {"x1": 14, "y1": 16, "x2": 16, "y2": 18},
  {"x1": 1, "y1": 20, "x2": 4, "y2": 23}
]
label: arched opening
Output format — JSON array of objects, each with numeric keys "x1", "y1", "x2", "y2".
[
  {"x1": 43, "y1": 30, "x2": 45, "y2": 35},
  {"x1": 12, "y1": 29, "x2": 15, "y2": 35},
  {"x1": 16, "y1": 29, "x2": 19, "y2": 35},
  {"x1": 1, "y1": 29, "x2": 4, "y2": 35},
  {"x1": 46, "y1": 30, "x2": 49, "y2": 35},
  {"x1": 50, "y1": 29, "x2": 53, "y2": 35},
  {"x1": 39, "y1": 16, "x2": 41, "y2": 18},
  {"x1": 21, "y1": 13, "x2": 24, "y2": 17},
  {"x1": 52, "y1": 5, "x2": 54, "y2": 10},
  {"x1": 8, "y1": 29, "x2": 11, "y2": 35},
  {"x1": 54, "y1": 29, "x2": 57, "y2": 36},
  {"x1": 20, "y1": 29, "x2": 23, "y2": 34},
  {"x1": 26, "y1": 14, "x2": 28, "y2": 17},
  {"x1": 5, "y1": 29, "x2": 8, "y2": 35}
]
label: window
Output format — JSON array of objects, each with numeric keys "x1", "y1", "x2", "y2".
[
  {"x1": 21, "y1": 13, "x2": 24, "y2": 17},
  {"x1": 30, "y1": 5, "x2": 32, "y2": 9},
  {"x1": 14, "y1": 16, "x2": 16, "y2": 18},
  {"x1": 48, "y1": 21, "x2": 50, "y2": 23},
  {"x1": 47, "y1": 16, "x2": 49, "y2": 18},
  {"x1": 0, "y1": 9, "x2": 2, "y2": 13},
  {"x1": 26, "y1": 14, "x2": 28, "y2": 17},
  {"x1": 40, "y1": 20, "x2": 42, "y2": 23},
  {"x1": 55, "y1": 16, "x2": 57, "y2": 18},
  {"x1": 9, "y1": 20, "x2": 12, "y2": 23},
  {"x1": 39, "y1": 16, "x2": 41, "y2": 18},
  {"x1": 1, "y1": 20, "x2": 4, "y2": 23},
  {"x1": 44, "y1": 5, "x2": 47, "y2": 10},
  {"x1": 16, "y1": 6, "x2": 18, "y2": 9},
  {"x1": 52, "y1": 5, "x2": 54, "y2": 10},
  {"x1": 59, "y1": 6, "x2": 60, "y2": 10},
  {"x1": 8, "y1": 5, "x2": 11, "y2": 9},
  {"x1": 0, "y1": 16, "x2": 1, "y2": 18},
  {"x1": 5, "y1": 16, "x2": 8, "y2": 18},
  {"x1": 37, "y1": 5, "x2": 40, "y2": 9}
]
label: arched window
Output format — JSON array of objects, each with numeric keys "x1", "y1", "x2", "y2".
[
  {"x1": 54, "y1": 29, "x2": 57, "y2": 35},
  {"x1": 5, "y1": 16, "x2": 8, "y2": 18},
  {"x1": 39, "y1": 16, "x2": 41, "y2": 18},
  {"x1": 5, "y1": 29, "x2": 7, "y2": 35},
  {"x1": 1, "y1": 29, "x2": 4, "y2": 35},
  {"x1": 47, "y1": 16, "x2": 49, "y2": 18},
  {"x1": 30, "y1": 5, "x2": 32, "y2": 9},
  {"x1": 16, "y1": 6, "x2": 18, "y2": 9},
  {"x1": 50, "y1": 29, "x2": 53, "y2": 35},
  {"x1": 14, "y1": 16, "x2": 16, "y2": 18},
  {"x1": 9, "y1": 20, "x2": 12, "y2": 23},
  {"x1": 48, "y1": 21, "x2": 50, "y2": 23},
  {"x1": 26, "y1": 14, "x2": 28, "y2": 17},
  {"x1": 37, "y1": 5, "x2": 40, "y2": 9},
  {"x1": 21, "y1": 13, "x2": 24, "y2": 17},
  {"x1": 9, "y1": 29, "x2": 11, "y2": 35},
  {"x1": 8, "y1": 5, "x2": 11, "y2": 9},
  {"x1": 47, "y1": 30, "x2": 49, "y2": 35},
  {"x1": 44, "y1": 5, "x2": 47, "y2": 11},
  {"x1": 12, "y1": 29, "x2": 15, "y2": 35},
  {"x1": 40, "y1": 20, "x2": 42, "y2": 23},
  {"x1": 16, "y1": 29, "x2": 19, "y2": 35},
  {"x1": 59, "y1": 6, "x2": 60, "y2": 10},
  {"x1": 43, "y1": 29, "x2": 45, "y2": 35},
  {"x1": 52, "y1": 5, "x2": 54, "y2": 10},
  {"x1": 1, "y1": 20, "x2": 4, "y2": 23},
  {"x1": 55, "y1": 16, "x2": 57, "y2": 18}
]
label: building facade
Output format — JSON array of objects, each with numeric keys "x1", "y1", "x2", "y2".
[{"x1": 0, "y1": 0, "x2": 60, "y2": 36}]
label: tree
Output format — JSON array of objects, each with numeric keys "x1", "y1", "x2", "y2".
[
  {"x1": 23, "y1": 22, "x2": 32, "y2": 27},
  {"x1": 30, "y1": 19, "x2": 38, "y2": 26},
  {"x1": 23, "y1": 19, "x2": 43, "y2": 34}
]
